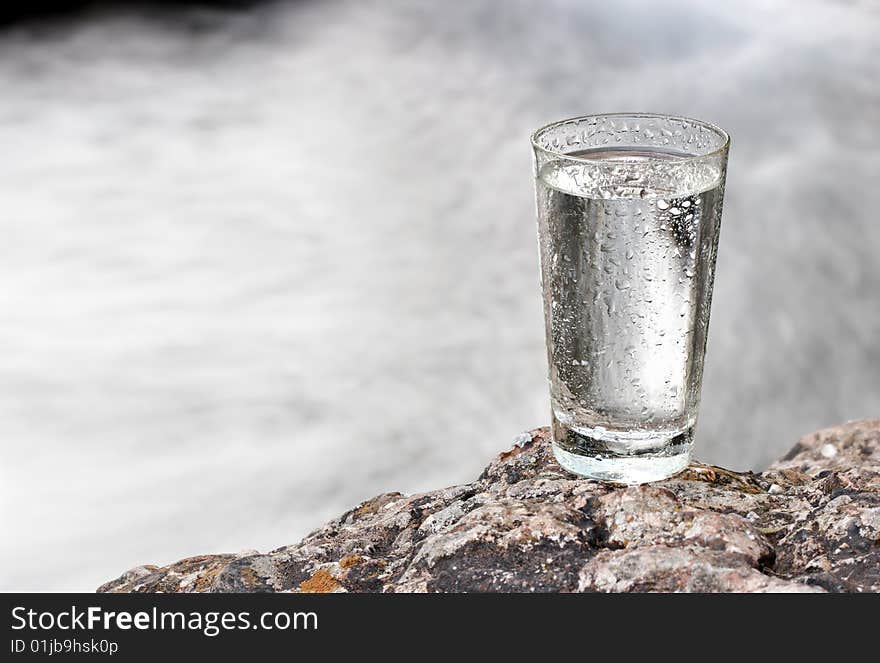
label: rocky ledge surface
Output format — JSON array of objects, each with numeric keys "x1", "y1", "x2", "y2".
[{"x1": 100, "y1": 420, "x2": 880, "y2": 593}]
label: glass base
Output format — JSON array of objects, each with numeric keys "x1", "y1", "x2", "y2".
[{"x1": 551, "y1": 420, "x2": 693, "y2": 484}]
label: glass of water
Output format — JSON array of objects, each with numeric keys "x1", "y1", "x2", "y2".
[{"x1": 531, "y1": 113, "x2": 730, "y2": 484}]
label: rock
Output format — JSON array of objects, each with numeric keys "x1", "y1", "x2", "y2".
[{"x1": 98, "y1": 420, "x2": 880, "y2": 593}]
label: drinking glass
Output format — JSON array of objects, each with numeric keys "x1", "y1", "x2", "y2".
[{"x1": 531, "y1": 113, "x2": 730, "y2": 483}]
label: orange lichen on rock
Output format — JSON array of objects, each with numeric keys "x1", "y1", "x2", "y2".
[
  {"x1": 339, "y1": 555, "x2": 361, "y2": 569},
  {"x1": 192, "y1": 561, "x2": 231, "y2": 591},
  {"x1": 298, "y1": 569, "x2": 341, "y2": 593}
]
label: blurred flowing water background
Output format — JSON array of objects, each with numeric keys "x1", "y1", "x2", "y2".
[{"x1": 2, "y1": 0, "x2": 878, "y2": 590}]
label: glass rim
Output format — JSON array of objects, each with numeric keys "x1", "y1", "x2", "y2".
[{"x1": 530, "y1": 112, "x2": 731, "y2": 165}]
